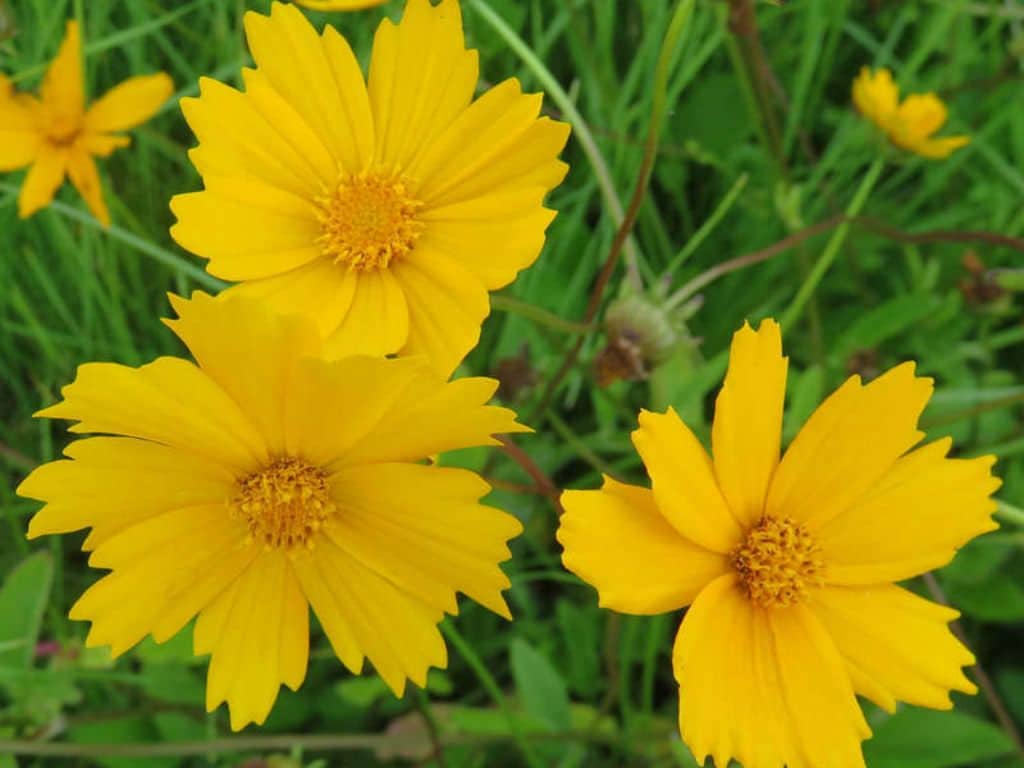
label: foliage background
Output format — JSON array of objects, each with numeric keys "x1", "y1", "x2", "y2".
[{"x1": 1, "y1": 0, "x2": 1024, "y2": 765}]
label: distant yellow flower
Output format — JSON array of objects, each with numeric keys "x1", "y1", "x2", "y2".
[
  {"x1": 558, "y1": 319, "x2": 1000, "y2": 768},
  {"x1": 853, "y1": 66, "x2": 969, "y2": 159},
  {"x1": 171, "y1": 0, "x2": 570, "y2": 375},
  {"x1": 18, "y1": 292, "x2": 526, "y2": 730},
  {"x1": 0, "y1": 21, "x2": 173, "y2": 225},
  {"x1": 293, "y1": 0, "x2": 388, "y2": 9}
]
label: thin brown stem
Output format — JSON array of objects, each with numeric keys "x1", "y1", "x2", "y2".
[
  {"x1": 922, "y1": 573, "x2": 1024, "y2": 755},
  {"x1": 497, "y1": 436, "x2": 562, "y2": 513}
]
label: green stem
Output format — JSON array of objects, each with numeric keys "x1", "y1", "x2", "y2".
[
  {"x1": 780, "y1": 156, "x2": 885, "y2": 329},
  {"x1": 996, "y1": 501, "x2": 1024, "y2": 527},
  {"x1": 464, "y1": 0, "x2": 640, "y2": 280},
  {"x1": 490, "y1": 294, "x2": 592, "y2": 335},
  {"x1": 440, "y1": 622, "x2": 545, "y2": 768},
  {"x1": 663, "y1": 172, "x2": 749, "y2": 279}
]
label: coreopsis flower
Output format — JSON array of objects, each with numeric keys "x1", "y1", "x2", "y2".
[
  {"x1": 293, "y1": 0, "x2": 388, "y2": 9},
  {"x1": 0, "y1": 21, "x2": 173, "y2": 225},
  {"x1": 18, "y1": 292, "x2": 526, "y2": 730},
  {"x1": 171, "y1": 0, "x2": 570, "y2": 375},
  {"x1": 853, "y1": 66, "x2": 969, "y2": 159},
  {"x1": 558, "y1": 319, "x2": 1000, "y2": 768}
]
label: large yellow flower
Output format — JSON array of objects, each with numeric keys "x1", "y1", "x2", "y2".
[
  {"x1": 0, "y1": 21, "x2": 173, "y2": 225},
  {"x1": 558, "y1": 319, "x2": 1000, "y2": 768},
  {"x1": 853, "y1": 67, "x2": 969, "y2": 159},
  {"x1": 171, "y1": 0, "x2": 570, "y2": 375},
  {"x1": 18, "y1": 292, "x2": 526, "y2": 730}
]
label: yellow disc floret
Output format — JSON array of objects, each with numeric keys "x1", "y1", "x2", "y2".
[
  {"x1": 732, "y1": 516, "x2": 824, "y2": 608},
  {"x1": 231, "y1": 457, "x2": 334, "y2": 550},
  {"x1": 316, "y1": 171, "x2": 424, "y2": 271}
]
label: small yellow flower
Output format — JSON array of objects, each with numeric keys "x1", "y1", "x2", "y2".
[
  {"x1": 558, "y1": 319, "x2": 1000, "y2": 768},
  {"x1": 18, "y1": 292, "x2": 526, "y2": 730},
  {"x1": 0, "y1": 21, "x2": 173, "y2": 225},
  {"x1": 171, "y1": 0, "x2": 570, "y2": 376},
  {"x1": 293, "y1": 0, "x2": 388, "y2": 9},
  {"x1": 853, "y1": 66, "x2": 970, "y2": 159}
]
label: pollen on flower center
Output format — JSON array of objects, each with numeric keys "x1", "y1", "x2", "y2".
[
  {"x1": 731, "y1": 516, "x2": 824, "y2": 608},
  {"x1": 230, "y1": 457, "x2": 334, "y2": 551},
  {"x1": 315, "y1": 171, "x2": 424, "y2": 271},
  {"x1": 46, "y1": 113, "x2": 82, "y2": 145}
]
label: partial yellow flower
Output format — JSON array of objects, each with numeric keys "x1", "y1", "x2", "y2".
[
  {"x1": 18, "y1": 292, "x2": 526, "y2": 731},
  {"x1": 0, "y1": 21, "x2": 173, "y2": 225},
  {"x1": 558, "y1": 319, "x2": 1000, "y2": 768},
  {"x1": 853, "y1": 66, "x2": 970, "y2": 159},
  {"x1": 170, "y1": 0, "x2": 570, "y2": 376},
  {"x1": 293, "y1": 0, "x2": 388, "y2": 9}
]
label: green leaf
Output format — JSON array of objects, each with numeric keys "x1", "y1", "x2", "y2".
[
  {"x1": 864, "y1": 707, "x2": 1014, "y2": 768},
  {"x1": 831, "y1": 294, "x2": 938, "y2": 364},
  {"x1": 510, "y1": 638, "x2": 571, "y2": 731},
  {"x1": 944, "y1": 576, "x2": 1024, "y2": 623},
  {"x1": 0, "y1": 552, "x2": 53, "y2": 672}
]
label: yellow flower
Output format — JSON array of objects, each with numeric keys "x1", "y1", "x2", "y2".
[
  {"x1": 0, "y1": 21, "x2": 173, "y2": 225},
  {"x1": 170, "y1": 0, "x2": 570, "y2": 375},
  {"x1": 18, "y1": 292, "x2": 526, "y2": 730},
  {"x1": 852, "y1": 66, "x2": 970, "y2": 159},
  {"x1": 558, "y1": 319, "x2": 1000, "y2": 768},
  {"x1": 293, "y1": 0, "x2": 388, "y2": 9}
]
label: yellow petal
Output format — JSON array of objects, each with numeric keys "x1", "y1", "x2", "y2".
[
  {"x1": 36, "y1": 357, "x2": 268, "y2": 475},
  {"x1": 195, "y1": 551, "x2": 308, "y2": 730},
  {"x1": 810, "y1": 584, "x2": 977, "y2": 712},
  {"x1": 821, "y1": 438, "x2": 1000, "y2": 584},
  {"x1": 675, "y1": 574, "x2": 789, "y2": 768},
  {"x1": 392, "y1": 245, "x2": 489, "y2": 377},
  {"x1": 69, "y1": 503, "x2": 254, "y2": 657},
  {"x1": 179, "y1": 76, "x2": 326, "y2": 199},
  {"x1": 631, "y1": 408, "x2": 742, "y2": 553},
  {"x1": 768, "y1": 602, "x2": 871, "y2": 768},
  {"x1": 41, "y1": 20, "x2": 85, "y2": 122},
  {"x1": 18, "y1": 147, "x2": 68, "y2": 219},
  {"x1": 368, "y1": 0, "x2": 478, "y2": 170},
  {"x1": 912, "y1": 134, "x2": 971, "y2": 159},
  {"x1": 336, "y1": 374, "x2": 528, "y2": 468},
  {"x1": 19, "y1": 437, "x2": 234, "y2": 550},
  {"x1": 766, "y1": 362, "x2": 932, "y2": 528},
  {"x1": 409, "y1": 78, "x2": 569, "y2": 206},
  {"x1": 226, "y1": 259, "x2": 357, "y2": 337},
  {"x1": 419, "y1": 189, "x2": 556, "y2": 289},
  {"x1": 0, "y1": 97, "x2": 41, "y2": 170},
  {"x1": 292, "y1": 537, "x2": 447, "y2": 695},
  {"x1": 893, "y1": 93, "x2": 948, "y2": 138},
  {"x1": 321, "y1": 269, "x2": 410, "y2": 358},
  {"x1": 292, "y1": 0, "x2": 388, "y2": 9},
  {"x1": 852, "y1": 66, "x2": 898, "y2": 128},
  {"x1": 283, "y1": 355, "x2": 428, "y2": 468},
  {"x1": 326, "y1": 462, "x2": 521, "y2": 618},
  {"x1": 558, "y1": 477, "x2": 728, "y2": 614},
  {"x1": 164, "y1": 292, "x2": 322, "y2": 456},
  {"x1": 84, "y1": 72, "x2": 173, "y2": 134},
  {"x1": 66, "y1": 146, "x2": 110, "y2": 226},
  {"x1": 244, "y1": 2, "x2": 374, "y2": 173},
  {"x1": 169, "y1": 186, "x2": 323, "y2": 281},
  {"x1": 711, "y1": 319, "x2": 787, "y2": 527},
  {"x1": 79, "y1": 132, "x2": 130, "y2": 157}
]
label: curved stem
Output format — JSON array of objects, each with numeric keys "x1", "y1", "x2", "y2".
[{"x1": 491, "y1": 295, "x2": 593, "y2": 335}]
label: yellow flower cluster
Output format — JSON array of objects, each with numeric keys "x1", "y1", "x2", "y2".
[{"x1": 7, "y1": 3, "x2": 997, "y2": 767}]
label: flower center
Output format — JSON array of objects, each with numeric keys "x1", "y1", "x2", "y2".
[
  {"x1": 316, "y1": 171, "x2": 423, "y2": 271},
  {"x1": 46, "y1": 115, "x2": 81, "y2": 145},
  {"x1": 231, "y1": 457, "x2": 334, "y2": 550},
  {"x1": 731, "y1": 516, "x2": 824, "y2": 608}
]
